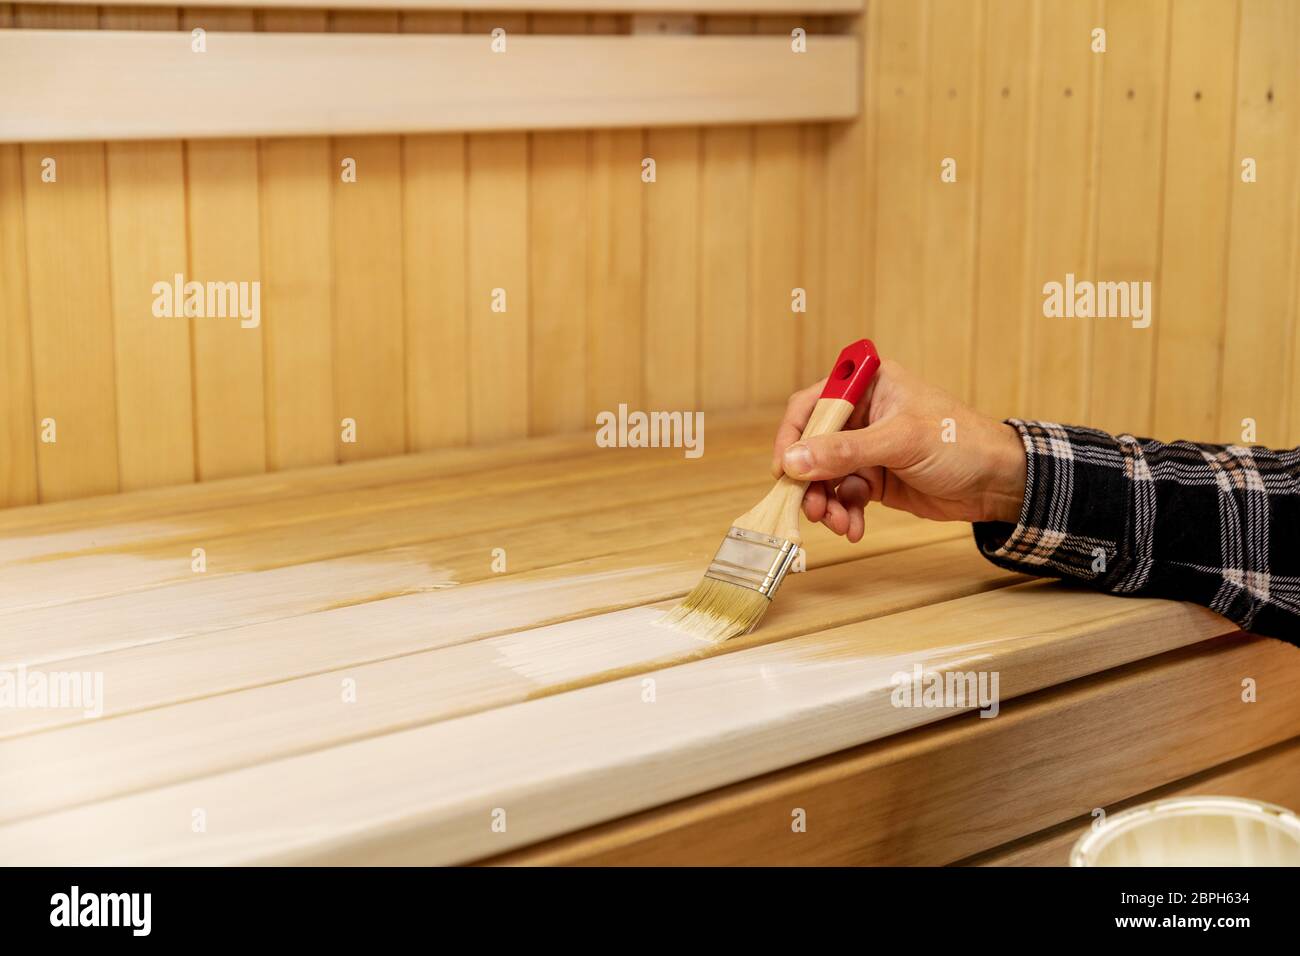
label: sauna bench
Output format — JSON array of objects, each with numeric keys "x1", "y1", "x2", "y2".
[{"x1": 2, "y1": 407, "x2": 1298, "y2": 866}]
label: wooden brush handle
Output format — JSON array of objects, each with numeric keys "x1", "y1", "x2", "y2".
[{"x1": 735, "y1": 340, "x2": 881, "y2": 543}]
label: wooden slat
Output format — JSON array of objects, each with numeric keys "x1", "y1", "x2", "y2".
[
  {"x1": 50, "y1": 0, "x2": 866, "y2": 12},
  {"x1": 492, "y1": 635, "x2": 1298, "y2": 866},
  {"x1": 0, "y1": 578, "x2": 1235, "y2": 863},
  {"x1": 870, "y1": 0, "x2": 927, "y2": 371},
  {"x1": 401, "y1": 11, "x2": 469, "y2": 450},
  {"x1": 1217, "y1": 0, "x2": 1298, "y2": 444},
  {"x1": 103, "y1": 133, "x2": 197, "y2": 490},
  {"x1": 1, "y1": 31, "x2": 860, "y2": 142},
  {"x1": 585, "y1": 15, "x2": 644, "y2": 420},
  {"x1": 698, "y1": 15, "x2": 754, "y2": 411},
  {"x1": 1150, "y1": 0, "x2": 1239, "y2": 442},
  {"x1": 0, "y1": 143, "x2": 38, "y2": 506},
  {"x1": 330, "y1": 11, "x2": 407, "y2": 460},
  {"x1": 963, "y1": 737, "x2": 1300, "y2": 866},
  {"x1": 969, "y1": 0, "x2": 1035, "y2": 421},
  {"x1": 0, "y1": 536, "x2": 1015, "y2": 822},
  {"x1": 1022, "y1": 0, "x2": 1103, "y2": 425},
  {"x1": 749, "y1": 16, "x2": 802, "y2": 404},
  {"x1": 918, "y1": 0, "x2": 980, "y2": 401},
  {"x1": 1086, "y1": 0, "x2": 1169, "y2": 436},
  {"x1": 529, "y1": 14, "x2": 591, "y2": 435}
]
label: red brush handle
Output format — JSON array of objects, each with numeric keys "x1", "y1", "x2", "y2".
[{"x1": 818, "y1": 339, "x2": 881, "y2": 406}]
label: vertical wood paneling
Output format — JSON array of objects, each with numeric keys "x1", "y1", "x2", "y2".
[
  {"x1": 17, "y1": 4, "x2": 118, "y2": 502},
  {"x1": 1023, "y1": 0, "x2": 1103, "y2": 424},
  {"x1": 919, "y1": 0, "x2": 981, "y2": 402},
  {"x1": 466, "y1": 13, "x2": 529, "y2": 442},
  {"x1": 402, "y1": 11, "x2": 468, "y2": 451},
  {"x1": 750, "y1": 17, "x2": 803, "y2": 405},
  {"x1": 258, "y1": 10, "x2": 336, "y2": 470},
  {"x1": 585, "y1": 15, "x2": 644, "y2": 421},
  {"x1": 971, "y1": 0, "x2": 1037, "y2": 421},
  {"x1": 183, "y1": 9, "x2": 267, "y2": 481},
  {"x1": 331, "y1": 11, "x2": 406, "y2": 461},
  {"x1": 871, "y1": 0, "x2": 928, "y2": 371},
  {"x1": 1152, "y1": 0, "x2": 1239, "y2": 442},
  {"x1": 1087, "y1": 0, "x2": 1170, "y2": 437},
  {"x1": 100, "y1": 8, "x2": 193, "y2": 491},
  {"x1": 822, "y1": 5, "x2": 876, "y2": 372},
  {"x1": 699, "y1": 15, "x2": 754, "y2": 411},
  {"x1": 529, "y1": 14, "x2": 589, "y2": 434},
  {"x1": 1218, "y1": 0, "x2": 1298, "y2": 445},
  {"x1": 0, "y1": 143, "x2": 38, "y2": 506},
  {"x1": 643, "y1": 126, "x2": 701, "y2": 410},
  {"x1": 799, "y1": 120, "x2": 827, "y2": 382}
]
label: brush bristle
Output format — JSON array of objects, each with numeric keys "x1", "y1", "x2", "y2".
[{"x1": 661, "y1": 577, "x2": 771, "y2": 643}]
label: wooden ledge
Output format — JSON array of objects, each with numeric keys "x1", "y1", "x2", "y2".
[{"x1": 1, "y1": 30, "x2": 858, "y2": 142}]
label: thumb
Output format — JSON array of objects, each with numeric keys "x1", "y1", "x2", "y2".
[{"x1": 782, "y1": 419, "x2": 907, "y2": 481}]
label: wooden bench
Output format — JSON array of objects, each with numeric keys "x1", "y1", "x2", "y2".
[{"x1": 3, "y1": 408, "x2": 1297, "y2": 865}]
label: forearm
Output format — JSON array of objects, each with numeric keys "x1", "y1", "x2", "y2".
[{"x1": 972, "y1": 420, "x2": 1300, "y2": 647}]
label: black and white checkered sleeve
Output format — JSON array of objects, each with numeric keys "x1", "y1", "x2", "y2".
[{"x1": 972, "y1": 420, "x2": 1300, "y2": 647}]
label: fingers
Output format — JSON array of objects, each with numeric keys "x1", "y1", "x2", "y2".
[
  {"x1": 771, "y1": 381, "x2": 827, "y2": 478},
  {"x1": 837, "y1": 475, "x2": 871, "y2": 542},
  {"x1": 782, "y1": 417, "x2": 908, "y2": 482},
  {"x1": 802, "y1": 480, "x2": 830, "y2": 522}
]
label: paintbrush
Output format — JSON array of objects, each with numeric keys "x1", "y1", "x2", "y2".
[{"x1": 663, "y1": 339, "x2": 881, "y2": 642}]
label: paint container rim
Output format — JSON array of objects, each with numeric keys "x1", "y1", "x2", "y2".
[{"x1": 1069, "y1": 795, "x2": 1300, "y2": 867}]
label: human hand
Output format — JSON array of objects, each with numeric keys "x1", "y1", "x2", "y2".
[{"x1": 771, "y1": 359, "x2": 1027, "y2": 541}]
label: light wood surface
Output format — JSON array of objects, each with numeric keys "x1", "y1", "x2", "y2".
[
  {"x1": 1, "y1": 31, "x2": 858, "y2": 142},
  {"x1": 494, "y1": 637, "x2": 1300, "y2": 866},
  {"x1": 0, "y1": 415, "x2": 1263, "y2": 864},
  {"x1": 48, "y1": 0, "x2": 864, "y2": 10}
]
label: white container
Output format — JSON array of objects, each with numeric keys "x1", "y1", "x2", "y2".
[{"x1": 1070, "y1": 796, "x2": 1300, "y2": 866}]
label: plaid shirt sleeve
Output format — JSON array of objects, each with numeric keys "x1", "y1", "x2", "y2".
[{"x1": 972, "y1": 420, "x2": 1300, "y2": 648}]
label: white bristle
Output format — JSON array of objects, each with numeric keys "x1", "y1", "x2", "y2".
[{"x1": 660, "y1": 577, "x2": 771, "y2": 643}]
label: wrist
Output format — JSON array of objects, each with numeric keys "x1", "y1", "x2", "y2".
[{"x1": 985, "y1": 422, "x2": 1027, "y2": 524}]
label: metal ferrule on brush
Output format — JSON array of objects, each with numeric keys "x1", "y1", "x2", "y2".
[{"x1": 702, "y1": 527, "x2": 799, "y2": 600}]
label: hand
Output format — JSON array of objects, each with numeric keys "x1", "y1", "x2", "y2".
[{"x1": 771, "y1": 359, "x2": 1028, "y2": 541}]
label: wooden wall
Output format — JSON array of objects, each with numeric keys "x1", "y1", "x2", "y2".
[
  {"x1": 838, "y1": 0, "x2": 1300, "y2": 447},
  {"x1": 3, "y1": 0, "x2": 1300, "y2": 509},
  {"x1": 0, "y1": 5, "x2": 832, "y2": 506}
]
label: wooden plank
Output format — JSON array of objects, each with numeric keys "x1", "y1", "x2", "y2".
[
  {"x1": 643, "y1": 126, "x2": 700, "y2": 409},
  {"x1": 0, "y1": 143, "x2": 38, "y2": 506},
  {"x1": 0, "y1": 407, "x2": 777, "y2": 545},
  {"x1": 1023, "y1": 0, "x2": 1102, "y2": 425},
  {"x1": 1218, "y1": 0, "x2": 1298, "y2": 444},
  {"x1": 402, "y1": 11, "x2": 469, "y2": 450},
  {"x1": 821, "y1": 4, "x2": 874, "y2": 364},
  {"x1": 798, "y1": 120, "x2": 827, "y2": 383},
  {"x1": 749, "y1": 16, "x2": 801, "y2": 404},
  {"x1": 0, "y1": 536, "x2": 1016, "y2": 821},
  {"x1": 48, "y1": 0, "x2": 867, "y2": 12},
  {"x1": 0, "y1": 445, "x2": 779, "y2": 611},
  {"x1": 970, "y1": 0, "x2": 1036, "y2": 421},
  {"x1": 697, "y1": 15, "x2": 753, "y2": 411},
  {"x1": 1150, "y1": 0, "x2": 1239, "y2": 442},
  {"x1": 1086, "y1": 0, "x2": 1169, "y2": 437},
  {"x1": 3, "y1": 481, "x2": 947, "y2": 670},
  {"x1": 103, "y1": 130, "x2": 196, "y2": 490},
  {"x1": 257, "y1": 9, "x2": 335, "y2": 469},
  {"x1": 465, "y1": 15, "x2": 529, "y2": 443},
  {"x1": 1, "y1": 32, "x2": 860, "y2": 142},
  {"x1": 492, "y1": 634, "x2": 1298, "y2": 866},
  {"x1": 870, "y1": 0, "x2": 927, "y2": 371},
  {"x1": 963, "y1": 737, "x2": 1300, "y2": 866},
  {"x1": 529, "y1": 14, "x2": 590, "y2": 435},
  {"x1": 0, "y1": 580, "x2": 1235, "y2": 863},
  {"x1": 585, "y1": 16, "x2": 644, "y2": 420},
  {"x1": 331, "y1": 11, "x2": 407, "y2": 461},
  {"x1": 16, "y1": 0, "x2": 117, "y2": 507},
  {"x1": 918, "y1": 0, "x2": 980, "y2": 401}
]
